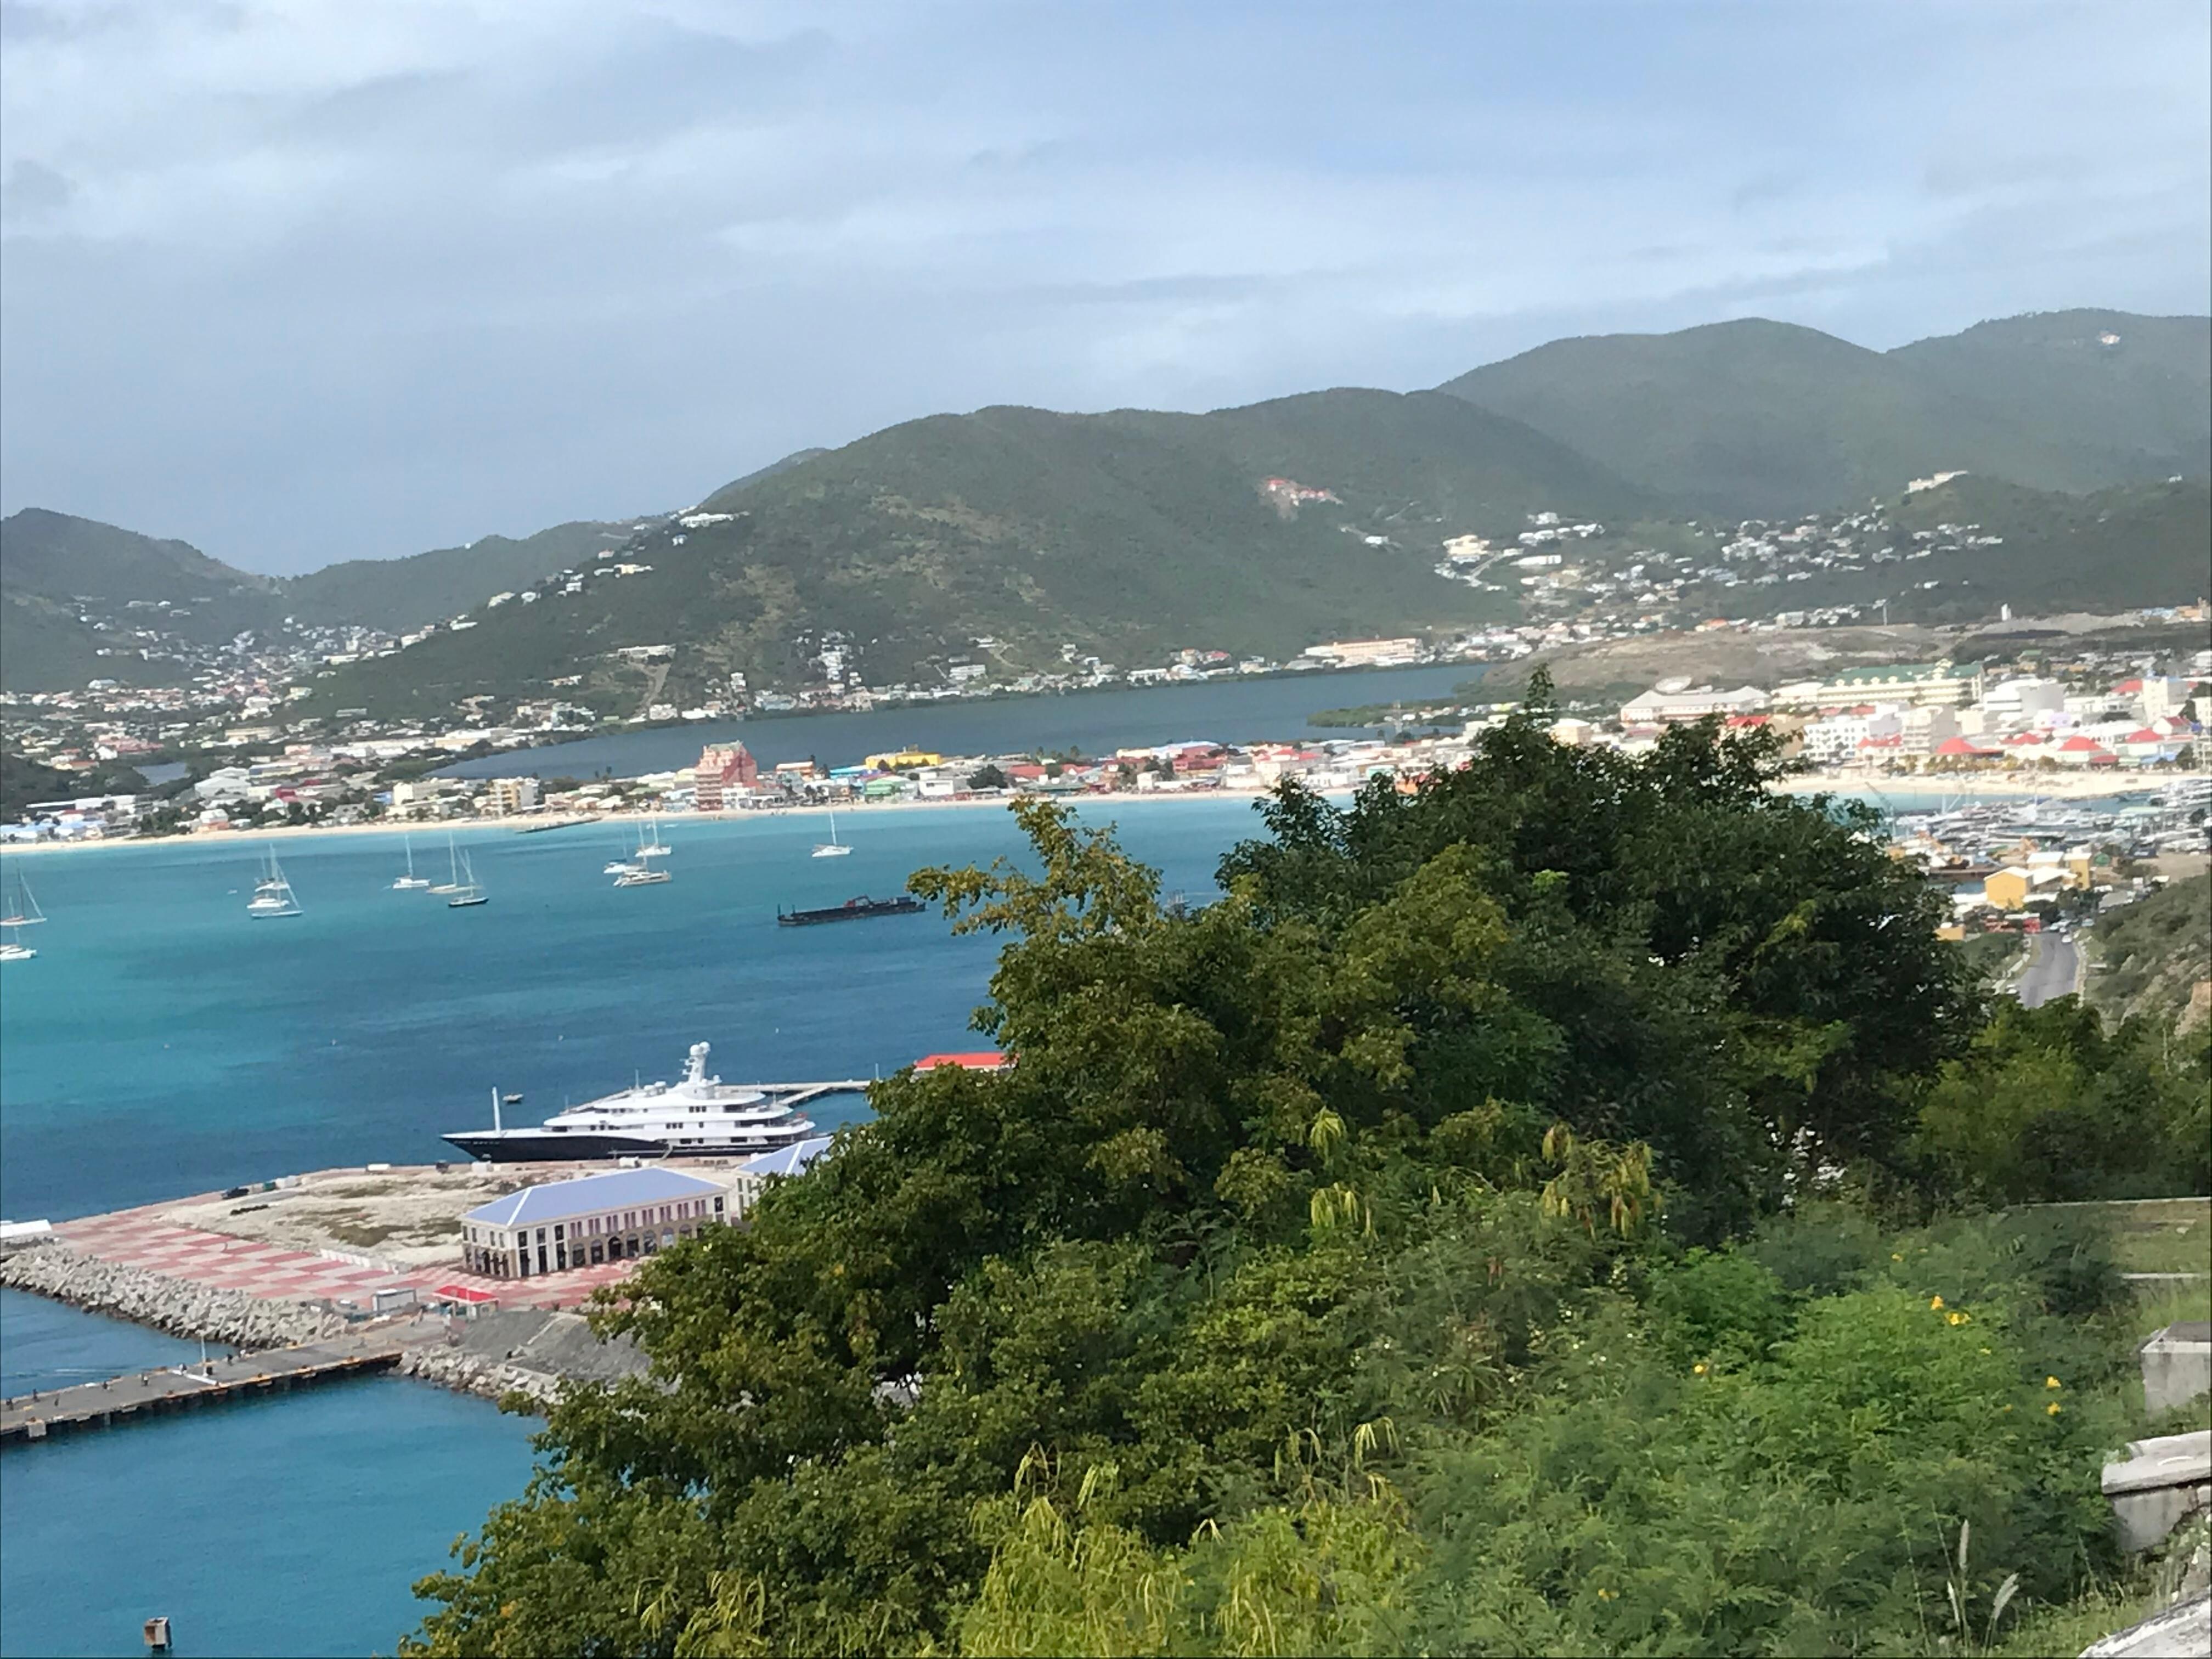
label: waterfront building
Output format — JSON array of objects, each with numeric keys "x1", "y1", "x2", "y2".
[
  {"x1": 693, "y1": 743, "x2": 759, "y2": 810},
  {"x1": 484, "y1": 776, "x2": 540, "y2": 815},
  {"x1": 458, "y1": 1167, "x2": 735, "y2": 1278}
]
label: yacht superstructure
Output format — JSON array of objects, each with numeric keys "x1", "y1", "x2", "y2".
[{"x1": 442, "y1": 1041, "x2": 847, "y2": 1161}]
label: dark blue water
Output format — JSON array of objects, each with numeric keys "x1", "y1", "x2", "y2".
[
  {"x1": 437, "y1": 662, "x2": 1488, "y2": 780},
  {"x1": 0, "y1": 799, "x2": 1271, "y2": 1656}
]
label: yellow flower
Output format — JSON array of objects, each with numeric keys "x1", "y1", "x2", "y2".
[
  {"x1": 2045, "y1": 1376, "x2": 2062, "y2": 1390},
  {"x1": 1929, "y1": 1296, "x2": 1945, "y2": 1311},
  {"x1": 1891, "y1": 1252, "x2": 1904, "y2": 1261},
  {"x1": 2001, "y1": 1403, "x2": 2014, "y2": 1413},
  {"x1": 1597, "y1": 1588, "x2": 1618, "y2": 1602},
  {"x1": 1946, "y1": 1312, "x2": 1967, "y2": 1326},
  {"x1": 2047, "y1": 1402, "x2": 2063, "y2": 1417},
  {"x1": 1692, "y1": 1362, "x2": 1709, "y2": 1376}
]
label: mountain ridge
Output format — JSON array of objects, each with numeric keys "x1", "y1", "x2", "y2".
[{"x1": 8, "y1": 307, "x2": 2205, "y2": 699}]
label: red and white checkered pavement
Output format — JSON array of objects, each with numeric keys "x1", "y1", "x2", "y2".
[{"x1": 56, "y1": 1203, "x2": 638, "y2": 1312}]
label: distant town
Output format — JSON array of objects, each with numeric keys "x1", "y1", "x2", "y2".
[{"x1": 4, "y1": 599, "x2": 2205, "y2": 854}]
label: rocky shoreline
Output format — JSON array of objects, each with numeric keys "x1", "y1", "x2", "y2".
[
  {"x1": 3, "y1": 1242, "x2": 650, "y2": 1408},
  {"x1": 2, "y1": 1242, "x2": 345, "y2": 1350}
]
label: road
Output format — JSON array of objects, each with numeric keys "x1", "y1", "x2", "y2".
[{"x1": 2016, "y1": 933, "x2": 2081, "y2": 1008}]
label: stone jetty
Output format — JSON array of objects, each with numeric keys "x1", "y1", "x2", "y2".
[
  {"x1": 3, "y1": 1241, "x2": 343, "y2": 1348},
  {"x1": 397, "y1": 1307, "x2": 651, "y2": 1404}
]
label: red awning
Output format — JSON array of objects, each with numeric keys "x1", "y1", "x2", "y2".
[
  {"x1": 915, "y1": 1052, "x2": 1008, "y2": 1071},
  {"x1": 433, "y1": 1284, "x2": 499, "y2": 1303}
]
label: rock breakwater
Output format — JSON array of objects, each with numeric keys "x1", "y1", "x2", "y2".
[{"x1": 1, "y1": 1242, "x2": 344, "y2": 1350}]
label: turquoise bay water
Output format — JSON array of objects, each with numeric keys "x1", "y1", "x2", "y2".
[
  {"x1": 0, "y1": 1293, "x2": 541, "y2": 1658},
  {"x1": 0, "y1": 799, "x2": 1265, "y2": 1656},
  {"x1": 1, "y1": 799, "x2": 1263, "y2": 1223}
]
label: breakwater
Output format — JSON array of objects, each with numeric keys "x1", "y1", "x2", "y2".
[
  {"x1": 396, "y1": 1307, "x2": 650, "y2": 1404},
  {"x1": 2, "y1": 1242, "x2": 344, "y2": 1349}
]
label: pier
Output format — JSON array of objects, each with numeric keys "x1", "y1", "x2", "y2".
[{"x1": 2, "y1": 1329, "x2": 428, "y2": 1445}]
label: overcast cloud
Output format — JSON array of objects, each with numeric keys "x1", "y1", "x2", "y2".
[{"x1": 3, "y1": 0, "x2": 2207, "y2": 572}]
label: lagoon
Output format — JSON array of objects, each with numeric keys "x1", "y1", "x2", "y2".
[{"x1": 436, "y1": 661, "x2": 1490, "y2": 781}]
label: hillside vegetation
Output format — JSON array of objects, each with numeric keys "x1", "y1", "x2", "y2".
[
  {"x1": 281, "y1": 520, "x2": 640, "y2": 632},
  {"x1": 2094, "y1": 874, "x2": 2212, "y2": 1031},
  {"x1": 1440, "y1": 311, "x2": 2210, "y2": 515},
  {"x1": 0, "y1": 509, "x2": 638, "y2": 691},
  {"x1": 12, "y1": 309, "x2": 2207, "y2": 701},
  {"x1": 312, "y1": 390, "x2": 1644, "y2": 713},
  {"x1": 404, "y1": 714, "x2": 2210, "y2": 1657}
]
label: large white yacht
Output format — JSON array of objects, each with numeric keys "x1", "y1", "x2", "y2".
[{"x1": 442, "y1": 1042, "x2": 833, "y2": 1161}]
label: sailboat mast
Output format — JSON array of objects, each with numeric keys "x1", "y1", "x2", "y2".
[{"x1": 493, "y1": 1086, "x2": 502, "y2": 1133}]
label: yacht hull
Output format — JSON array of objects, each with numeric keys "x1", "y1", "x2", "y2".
[{"x1": 443, "y1": 1125, "x2": 819, "y2": 1162}]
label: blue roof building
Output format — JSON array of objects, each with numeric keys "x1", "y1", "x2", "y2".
[
  {"x1": 459, "y1": 1167, "x2": 735, "y2": 1279},
  {"x1": 740, "y1": 1137, "x2": 834, "y2": 1180}
]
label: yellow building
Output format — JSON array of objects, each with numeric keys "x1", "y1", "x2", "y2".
[
  {"x1": 1983, "y1": 867, "x2": 2032, "y2": 911},
  {"x1": 865, "y1": 749, "x2": 944, "y2": 770}
]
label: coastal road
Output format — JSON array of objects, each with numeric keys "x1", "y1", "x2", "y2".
[{"x1": 2016, "y1": 933, "x2": 2081, "y2": 1008}]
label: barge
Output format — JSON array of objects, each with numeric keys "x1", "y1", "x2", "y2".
[{"x1": 777, "y1": 895, "x2": 927, "y2": 927}]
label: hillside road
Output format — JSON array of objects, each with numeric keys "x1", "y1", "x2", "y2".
[{"x1": 2017, "y1": 933, "x2": 2081, "y2": 1009}]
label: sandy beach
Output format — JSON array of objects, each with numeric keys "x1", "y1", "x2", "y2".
[
  {"x1": 1, "y1": 786, "x2": 1277, "y2": 856},
  {"x1": 12, "y1": 763, "x2": 2198, "y2": 857}
]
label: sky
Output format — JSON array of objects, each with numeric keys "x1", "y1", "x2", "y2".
[{"x1": 3, "y1": 1, "x2": 2207, "y2": 574}]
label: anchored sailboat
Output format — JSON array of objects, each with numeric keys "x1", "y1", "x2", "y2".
[
  {"x1": 811, "y1": 809, "x2": 852, "y2": 858},
  {"x1": 0, "y1": 862, "x2": 46, "y2": 929},
  {"x1": 246, "y1": 850, "x2": 302, "y2": 918},
  {"x1": 637, "y1": 815, "x2": 671, "y2": 858},
  {"x1": 613, "y1": 840, "x2": 671, "y2": 886},
  {"x1": 447, "y1": 849, "x2": 489, "y2": 907},
  {"x1": 392, "y1": 834, "x2": 431, "y2": 890},
  {"x1": 430, "y1": 834, "x2": 464, "y2": 895},
  {"x1": 0, "y1": 862, "x2": 38, "y2": 962}
]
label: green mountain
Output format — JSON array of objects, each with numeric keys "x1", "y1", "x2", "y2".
[
  {"x1": 1438, "y1": 311, "x2": 2210, "y2": 516},
  {"x1": 1883, "y1": 473, "x2": 2210, "y2": 617},
  {"x1": 281, "y1": 519, "x2": 641, "y2": 632},
  {"x1": 0, "y1": 509, "x2": 641, "y2": 691},
  {"x1": 309, "y1": 389, "x2": 1649, "y2": 718}
]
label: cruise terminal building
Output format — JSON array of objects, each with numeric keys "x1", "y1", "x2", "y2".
[{"x1": 459, "y1": 1167, "x2": 735, "y2": 1278}]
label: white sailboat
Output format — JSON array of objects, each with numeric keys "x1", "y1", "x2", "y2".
[
  {"x1": 811, "y1": 809, "x2": 852, "y2": 858},
  {"x1": 637, "y1": 815, "x2": 671, "y2": 859},
  {"x1": 0, "y1": 863, "x2": 46, "y2": 929},
  {"x1": 246, "y1": 850, "x2": 302, "y2": 918},
  {"x1": 0, "y1": 865, "x2": 36, "y2": 962},
  {"x1": 447, "y1": 849, "x2": 489, "y2": 907},
  {"x1": 391, "y1": 834, "x2": 432, "y2": 890},
  {"x1": 603, "y1": 826, "x2": 641, "y2": 876},
  {"x1": 613, "y1": 836, "x2": 671, "y2": 886},
  {"x1": 430, "y1": 833, "x2": 464, "y2": 895}
]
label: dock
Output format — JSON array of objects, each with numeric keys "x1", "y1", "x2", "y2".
[{"x1": 2, "y1": 1329, "x2": 428, "y2": 1446}]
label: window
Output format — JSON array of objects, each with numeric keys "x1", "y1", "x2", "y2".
[
  {"x1": 554, "y1": 1223, "x2": 565, "y2": 1240},
  {"x1": 536, "y1": 1227, "x2": 546, "y2": 1244}
]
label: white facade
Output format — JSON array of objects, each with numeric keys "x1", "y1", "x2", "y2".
[{"x1": 1618, "y1": 684, "x2": 1770, "y2": 724}]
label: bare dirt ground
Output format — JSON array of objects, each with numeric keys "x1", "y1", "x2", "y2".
[
  {"x1": 1517, "y1": 624, "x2": 1951, "y2": 693},
  {"x1": 153, "y1": 1158, "x2": 755, "y2": 1269}
]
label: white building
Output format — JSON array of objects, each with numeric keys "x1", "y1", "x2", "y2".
[
  {"x1": 1803, "y1": 710, "x2": 1902, "y2": 764},
  {"x1": 1618, "y1": 684, "x2": 1770, "y2": 725}
]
